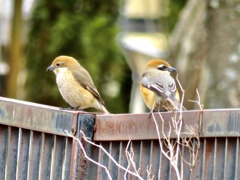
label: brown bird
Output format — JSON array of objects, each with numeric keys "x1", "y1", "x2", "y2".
[
  {"x1": 47, "y1": 55, "x2": 109, "y2": 113},
  {"x1": 140, "y1": 59, "x2": 185, "y2": 112}
]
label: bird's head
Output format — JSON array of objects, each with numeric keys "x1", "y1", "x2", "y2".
[
  {"x1": 47, "y1": 55, "x2": 81, "y2": 75},
  {"x1": 143, "y1": 59, "x2": 176, "y2": 75}
]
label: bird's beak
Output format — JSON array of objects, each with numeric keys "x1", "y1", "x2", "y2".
[
  {"x1": 46, "y1": 65, "x2": 55, "y2": 71},
  {"x1": 167, "y1": 67, "x2": 176, "y2": 72}
]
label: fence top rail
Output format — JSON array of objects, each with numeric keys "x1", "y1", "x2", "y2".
[
  {"x1": 94, "y1": 109, "x2": 240, "y2": 141},
  {"x1": 1, "y1": 97, "x2": 240, "y2": 140},
  {"x1": 0, "y1": 96, "x2": 79, "y2": 136}
]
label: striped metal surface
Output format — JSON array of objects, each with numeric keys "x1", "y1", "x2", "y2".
[
  {"x1": 92, "y1": 110, "x2": 240, "y2": 180},
  {"x1": 0, "y1": 124, "x2": 73, "y2": 179},
  {"x1": 1, "y1": 97, "x2": 240, "y2": 179},
  {"x1": 89, "y1": 138, "x2": 240, "y2": 179},
  {"x1": 0, "y1": 97, "x2": 95, "y2": 180}
]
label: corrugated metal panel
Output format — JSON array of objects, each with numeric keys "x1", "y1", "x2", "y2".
[
  {"x1": 2, "y1": 96, "x2": 240, "y2": 179},
  {"x1": 89, "y1": 138, "x2": 240, "y2": 179},
  {"x1": 92, "y1": 110, "x2": 240, "y2": 179},
  {"x1": 70, "y1": 114, "x2": 95, "y2": 179},
  {"x1": 0, "y1": 124, "x2": 73, "y2": 179},
  {"x1": 0, "y1": 97, "x2": 95, "y2": 180}
]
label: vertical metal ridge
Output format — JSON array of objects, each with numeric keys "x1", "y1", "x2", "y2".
[
  {"x1": 117, "y1": 141, "x2": 123, "y2": 179},
  {"x1": 108, "y1": 141, "x2": 120, "y2": 179},
  {"x1": 127, "y1": 141, "x2": 134, "y2": 180},
  {"x1": 190, "y1": 138, "x2": 200, "y2": 180},
  {"x1": 149, "y1": 140, "x2": 153, "y2": 167},
  {"x1": 88, "y1": 142, "x2": 99, "y2": 180},
  {"x1": 148, "y1": 140, "x2": 159, "y2": 180},
  {"x1": 128, "y1": 141, "x2": 141, "y2": 180},
  {"x1": 39, "y1": 133, "x2": 53, "y2": 180},
  {"x1": 5, "y1": 126, "x2": 11, "y2": 180},
  {"x1": 50, "y1": 135, "x2": 57, "y2": 180},
  {"x1": 168, "y1": 139, "x2": 174, "y2": 180},
  {"x1": 235, "y1": 137, "x2": 239, "y2": 180},
  {"x1": 38, "y1": 132, "x2": 45, "y2": 180},
  {"x1": 223, "y1": 137, "x2": 228, "y2": 180},
  {"x1": 65, "y1": 137, "x2": 73, "y2": 179},
  {"x1": 27, "y1": 131, "x2": 41, "y2": 178},
  {"x1": 108, "y1": 141, "x2": 113, "y2": 171},
  {"x1": 27, "y1": 130, "x2": 33, "y2": 179},
  {"x1": 201, "y1": 138, "x2": 206, "y2": 179},
  {"x1": 148, "y1": 140, "x2": 154, "y2": 179},
  {"x1": 103, "y1": 142, "x2": 110, "y2": 179},
  {"x1": 17, "y1": 128, "x2": 30, "y2": 180},
  {"x1": 16, "y1": 128, "x2": 22, "y2": 179},
  {"x1": 142, "y1": 140, "x2": 151, "y2": 178},
  {"x1": 5, "y1": 126, "x2": 18, "y2": 180},
  {"x1": 158, "y1": 140, "x2": 162, "y2": 180},
  {"x1": 97, "y1": 142, "x2": 111, "y2": 179},
  {"x1": 0, "y1": 125, "x2": 8, "y2": 180},
  {"x1": 180, "y1": 141, "x2": 184, "y2": 179},
  {"x1": 117, "y1": 141, "x2": 129, "y2": 179},
  {"x1": 107, "y1": 141, "x2": 114, "y2": 179},
  {"x1": 212, "y1": 137, "x2": 217, "y2": 179},
  {"x1": 139, "y1": 140, "x2": 143, "y2": 178},
  {"x1": 96, "y1": 142, "x2": 103, "y2": 179},
  {"x1": 54, "y1": 135, "x2": 67, "y2": 179},
  {"x1": 62, "y1": 137, "x2": 69, "y2": 180}
]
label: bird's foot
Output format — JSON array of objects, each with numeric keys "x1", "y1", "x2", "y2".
[
  {"x1": 60, "y1": 107, "x2": 84, "y2": 111},
  {"x1": 60, "y1": 107, "x2": 73, "y2": 110},
  {"x1": 148, "y1": 109, "x2": 154, "y2": 119}
]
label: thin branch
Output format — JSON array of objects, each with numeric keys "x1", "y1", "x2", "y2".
[
  {"x1": 65, "y1": 130, "x2": 144, "y2": 180},
  {"x1": 79, "y1": 131, "x2": 144, "y2": 180},
  {"x1": 64, "y1": 131, "x2": 112, "y2": 180}
]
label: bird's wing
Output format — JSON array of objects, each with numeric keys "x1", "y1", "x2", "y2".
[
  {"x1": 141, "y1": 73, "x2": 186, "y2": 111},
  {"x1": 141, "y1": 74, "x2": 177, "y2": 99},
  {"x1": 72, "y1": 70, "x2": 105, "y2": 105}
]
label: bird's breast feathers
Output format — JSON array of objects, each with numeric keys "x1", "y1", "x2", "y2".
[
  {"x1": 54, "y1": 67, "x2": 68, "y2": 76},
  {"x1": 56, "y1": 70, "x2": 95, "y2": 108}
]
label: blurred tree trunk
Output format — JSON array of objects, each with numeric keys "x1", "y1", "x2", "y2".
[
  {"x1": 170, "y1": 0, "x2": 240, "y2": 109},
  {"x1": 169, "y1": 0, "x2": 207, "y2": 109},
  {"x1": 205, "y1": 0, "x2": 240, "y2": 108},
  {"x1": 7, "y1": 0, "x2": 23, "y2": 98}
]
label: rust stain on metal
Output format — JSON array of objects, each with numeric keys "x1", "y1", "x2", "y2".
[
  {"x1": 94, "y1": 111, "x2": 200, "y2": 141},
  {"x1": 94, "y1": 109, "x2": 240, "y2": 141},
  {"x1": 0, "y1": 97, "x2": 79, "y2": 136}
]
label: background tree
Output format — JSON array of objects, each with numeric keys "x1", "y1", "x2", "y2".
[
  {"x1": 7, "y1": 0, "x2": 23, "y2": 98},
  {"x1": 169, "y1": 0, "x2": 240, "y2": 109},
  {"x1": 25, "y1": 0, "x2": 132, "y2": 113}
]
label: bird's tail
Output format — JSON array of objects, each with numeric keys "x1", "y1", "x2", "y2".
[
  {"x1": 100, "y1": 105, "x2": 110, "y2": 114},
  {"x1": 168, "y1": 98, "x2": 186, "y2": 111},
  {"x1": 174, "y1": 100, "x2": 186, "y2": 111}
]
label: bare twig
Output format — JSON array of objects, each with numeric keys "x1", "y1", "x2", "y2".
[
  {"x1": 149, "y1": 77, "x2": 201, "y2": 180},
  {"x1": 124, "y1": 140, "x2": 131, "y2": 180},
  {"x1": 79, "y1": 131, "x2": 144, "y2": 180},
  {"x1": 146, "y1": 165, "x2": 154, "y2": 180},
  {"x1": 64, "y1": 130, "x2": 112, "y2": 180},
  {"x1": 65, "y1": 130, "x2": 144, "y2": 180},
  {"x1": 125, "y1": 140, "x2": 141, "y2": 179}
]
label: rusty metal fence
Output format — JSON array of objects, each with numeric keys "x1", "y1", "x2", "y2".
[
  {"x1": 93, "y1": 111, "x2": 240, "y2": 179},
  {"x1": 0, "y1": 97, "x2": 94, "y2": 180},
  {"x1": 0, "y1": 97, "x2": 240, "y2": 179}
]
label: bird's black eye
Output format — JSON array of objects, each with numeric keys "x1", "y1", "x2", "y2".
[
  {"x1": 56, "y1": 63, "x2": 61, "y2": 67},
  {"x1": 158, "y1": 65, "x2": 167, "y2": 71}
]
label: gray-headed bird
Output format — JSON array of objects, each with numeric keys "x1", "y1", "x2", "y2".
[{"x1": 140, "y1": 59, "x2": 185, "y2": 112}]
